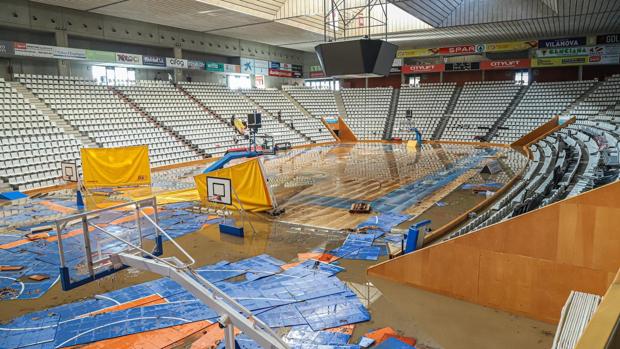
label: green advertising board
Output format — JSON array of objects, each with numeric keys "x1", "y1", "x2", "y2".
[
  {"x1": 206, "y1": 62, "x2": 225, "y2": 72},
  {"x1": 86, "y1": 50, "x2": 116, "y2": 62}
]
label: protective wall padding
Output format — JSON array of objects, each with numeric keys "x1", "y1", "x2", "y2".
[
  {"x1": 81, "y1": 145, "x2": 151, "y2": 188},
  {"x1": 194, "y1": 158, "x2": 274, "y2": 212},
  {"x1": 1, "y1": 253, "x2": 371, "y2": 348},
  {"x1": 368, "y1": 179, "x2": 620, "y2": 323}
]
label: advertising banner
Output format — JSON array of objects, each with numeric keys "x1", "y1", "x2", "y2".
[
  {"x1": 309, "y1": 71, "x2": 325, "y2": 78},
  {"x1": 269, "y1": 69, "x2": 293, "y2": 78},
  {"x1": 396, "y1": 48, "x2": 435, "y2": 58},
  {"x1": 0, "y1": 40, "x2": 14, "y2": 56},
  {"x1": 531, "y1": 55, "x2": 620, "y2": 67},
  {"x1": 206, "y1": 62, "x2": 224, "y2": 72},
  {"x1": 86, "y1": 50, "x2": 116, "y2": 63},
  {"x1": 597, "y1": 34, "x2": 620, "y2": 45},
  {"x1": 480, "y1": 59, "x2": 530, "y2": 70},
  {"x1": 187, "y1": 60, "x2": 206, "y2": 70},
  {"x1": 255, "y1": 75, "x2": 265, "y2": 88},
  {"x1": 143, "y1": 55, "x2": 166, "y2": 67},
  {"x1": 538, "y1": 37, "x2": 587, "y2": 49},
  {"x1": 292, "y1": 64, "x2": 303, "y2": 78},
  {"x1": 402, "y1": 64, "x2": 445, "y2": 74},
  {"x1": 587, "y1": 55, "x2": 620, "y2": 65},
  {"x1": 255, "y1": 60, "x2": 269, "y2": 75},
  {"x1": 445, "y1": 62, "x2": 480, "y2": 71},
  {"x1": 224, "y1": 64, "x2": 240, "y2": 73},
  {"x1": 485, "y1": 41, "x2": 537, "y2": 52},
  {"x1": 310, "y1": 65, "x2": 323, "y2": 72},
  {"x1": 270, "y1": 61, "x2": 281, "y2": 70},
  {"x1": 115, "y1": 52, "x2": 142, "y2": 65},
  {"x1": 280, "y1": 62, "x2": 292, "y2": 71},
  {"x1": 536, "y1": 45, "x2": 620, "y2": 58},
  {"x1": 438, "y1": 45, "x2": 484, "y2": 55},
  {"x1": 241, "y1": 58, "x2": 255, "y2": 74},
  {"x1": 166, "y1": 57, "x2": 188, "y2": 69},
  {"x1": 13, "y1": 42, "x2": 54, "y2": 58},
  {"x1": 53, "y1": 47, "x2": 86, "y2": 60}
]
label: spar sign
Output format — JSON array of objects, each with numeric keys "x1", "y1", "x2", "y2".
[{"x1": 437, "y1": 44, "x2": 484, "y2": 55}]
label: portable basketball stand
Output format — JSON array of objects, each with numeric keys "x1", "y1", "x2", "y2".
[
  {"x1": 205, "y1": 176, "x2": 254, "y2": 238},
  {"x1": 61, "y1": 161, "x2": 84, "y2": 209},
  {"x1": 403, "y1": 110, "x2": 423, "y2": 146},
  {"x1": 54, "y1": 197, "x2": 288, "y2": 349}
]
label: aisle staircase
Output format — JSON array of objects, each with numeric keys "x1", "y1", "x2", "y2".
[
  {"x1": 11, "y1": 82, "x2": 98, "y2": 148},
  {"x1": 240, "y1": 93, "x2": 313, "y2": 143},
  {"x1": 281, "y1": 90, "x2": 314, "y2": 120},
  {"x1": 432, "y1": 85, "x2": 462, "y2": 139},
  {"x1": 383, "y1": 88, "x2": 400, "y2": 140},
  {"x1": 334, "y1": 91, "x2": 348, "y2": 118},
  {"x1": 560, "y1": 80, "x2": 602, "y2": 117},
  {"x1": 485, "y1": 84, "x2": 530, "y2": 141},
  {"x1": 176, "y1": 84, "x2": 235, "y2": 131},
  {"x1": 111, "y1": 87, "x2": 209, "y2": 159}
]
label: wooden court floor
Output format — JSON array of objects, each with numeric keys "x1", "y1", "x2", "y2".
[{"x1": 262, "y1": 143, "x2": 524, "y2": 230}]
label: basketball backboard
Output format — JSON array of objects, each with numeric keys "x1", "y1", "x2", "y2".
[
  {"x1": 207, "y1": 177, "x2": 232, "y2": 205},
  {"x1": 61, "y1": 161, "x2": 78, "y2": 182}
]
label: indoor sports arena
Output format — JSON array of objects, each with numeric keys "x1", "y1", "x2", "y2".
[{"x1": 0, "y1": 1, "x2": 619, "y2": 348}]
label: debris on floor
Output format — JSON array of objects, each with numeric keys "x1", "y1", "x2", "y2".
[{"x1": 0, "y1": 253, "x2": 372, "y2": 348}]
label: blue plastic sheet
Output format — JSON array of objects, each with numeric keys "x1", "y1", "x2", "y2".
[
  {"x1": 374, "y1": 337, "x2": 416, "y2": 349},
  {"x1": 295, "y1": 294, "x2": 371, "y2": 331},
  {"x1": 2, "y1": 253, "x2": 371, "y2": 347}
]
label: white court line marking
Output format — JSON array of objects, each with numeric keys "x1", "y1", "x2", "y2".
[
  {"x1": 93, "y1": 294, "x2": 121, "y2": 305},
  {"x1": 0, "y1": 276, "x2": 25, "y2": 299}
]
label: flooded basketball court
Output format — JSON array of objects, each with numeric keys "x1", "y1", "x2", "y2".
[{"x1": 0, "y1": 143, "x2": 553, "y2": 348}]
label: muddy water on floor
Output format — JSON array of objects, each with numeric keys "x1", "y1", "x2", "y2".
[
  {"x1": 0, "y1": 143, "x2": 535, "y2": 347},
  {"x1": 367, "y1": 276, "x2": 556, "y2": 349},
  {"x1": 0, "y1": 206, "x2": 553, "y2": 349}
]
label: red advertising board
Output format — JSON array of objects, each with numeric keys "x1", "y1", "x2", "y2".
[
  {"x1": 437, "y1": 45, "x2": 483, "y2": 55},
  {"x1": 268, "y1": 69, "x2": 293, "y2": 78},
  {"x1": 480, "y1": 59, "x2": 530, "y2": 70},
  {"x1": 402, "y1": 64, "x2": 445, "y2": 74},
  {"x1": 309, "y1": 71, "x2": 325, "y2": 78}
]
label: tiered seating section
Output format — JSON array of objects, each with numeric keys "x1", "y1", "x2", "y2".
[
  {"x1": 283, "y1": 86, "x2": 339, "y2": 119},
  {"x1": 565, "y1": 75, "x2": 620, "y2": 123},
  {"x1": 179, "y1": 82, "x2": 306, "y2": 146},
  {"x1": 442, "y1": 81, "x2": 521, "y2": 141},
  {"x1": 117, "y1": 80, "x2": 237, "y2": 157},
  {"x1": 241, "y1": 89, "x2": 333, "y2": 144},
  {"x1": 392, "y1": 83, "x2": 456, "y2": 140},
  {"x1": 451, "y1": 117, "x2": 620, "y2": 239},
  {"x1": 3, "y1": 74, "x2": 620, "y2": 194},
  {"x1": 18, "y1": 75, "x2": 201, "y2": 168},
  {"x1": 0, "y1": 78, "x2": 82, "y2": 191},
  {"x1": 494, "y1": 80, "x2": 595, "y2": 143},
  {"x1": 340, "y1": 87, "x2": 393, "y2": 140}
]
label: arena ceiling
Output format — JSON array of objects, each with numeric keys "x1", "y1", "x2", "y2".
[{"x1": 34, "y1": 0, "x2": 620, "y2": 51}]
